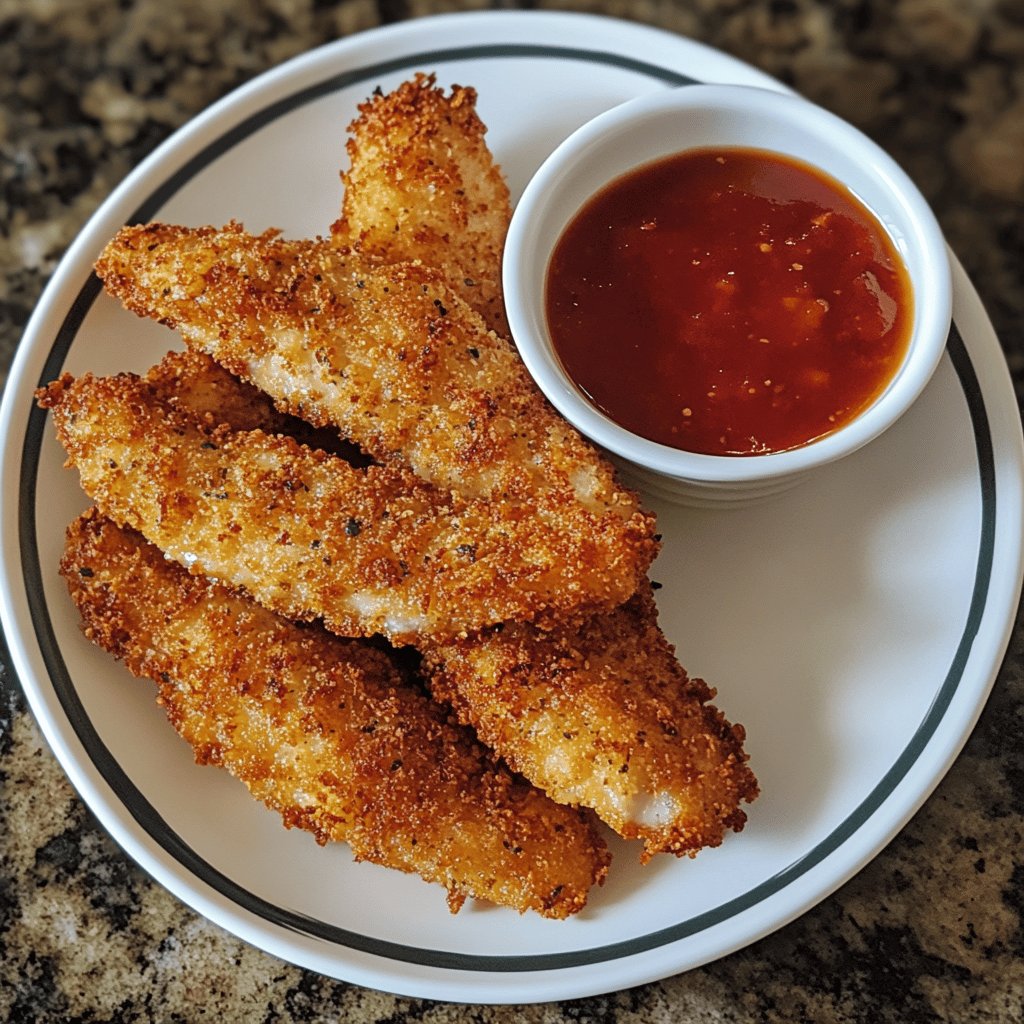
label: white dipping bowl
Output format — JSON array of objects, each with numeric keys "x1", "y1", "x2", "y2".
[{"x1": 503, "y1": 84, "x2": 952, "y2": 506}]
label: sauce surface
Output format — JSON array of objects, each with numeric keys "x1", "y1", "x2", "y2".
[{"x1": 545, "y1": 147, "x2": 913, "y2": 456}]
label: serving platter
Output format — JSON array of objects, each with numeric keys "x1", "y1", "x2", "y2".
[{"x1": 2, "y1": 10, "x2": 1022, "y2": 1004}]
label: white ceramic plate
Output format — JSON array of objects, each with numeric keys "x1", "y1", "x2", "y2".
[{"x1": 2, "y1": 11, "x2": 1022, "y2": 1005}]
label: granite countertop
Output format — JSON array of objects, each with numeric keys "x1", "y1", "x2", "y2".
[{"x1": 2, "y1": 1, "x2": 1023, "y2": 1020}]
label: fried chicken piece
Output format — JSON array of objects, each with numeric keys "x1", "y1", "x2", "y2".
[
  {"x1": 145, "y1": 347, "x2": 757, "y2": 859},
  {"x1": 89, "y1": 81, "x2": 755, "y2": 860},
  {"x1": 333, "y1": 73, "x2": 511, "y2": 336},
  {"x1": 145, "y1": 347, "x2": 369, "y2": 464},
  {"x1": 93, "y1": 223, "x2": 652, "y2": 535},
  {"x1": 425, "y1": 587, "x2": 759, "y2": 861},
  {"x1": 331, "y1": 88, "x2": 758, "y2": 857},
  {"x1": 61, "y1": 509, "x2": 608, "y2": 916},
  {"x1": 39, "y1": 372, "x2": 649, "y2": 644}
]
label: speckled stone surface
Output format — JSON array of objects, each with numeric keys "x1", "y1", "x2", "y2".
[{"x1": 2, "y1": 0, "x2": 1023, "y2": 1020}]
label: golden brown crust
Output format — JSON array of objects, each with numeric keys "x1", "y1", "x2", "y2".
[
  {"x1": 93, "y1": 222, "x2": 652, "y2": 532},
  {"x1": 333, "y1": 73, "x2": 511, "y2": 336},
  {"x1": 64, "y1": 72, "x2": 758, "y2": 879},
  {"x1": 39, "y1": 371, "x2": 651, "y2": 643},
  {"x1": 425, "y1": 586, "x2": 759, "y2": 861},
  {"x1": 325, "y1": 81, "x2": 759, "y2": 857},
  {"x1": 144, "y1": 342, "x2": 758, "y2": 860},
  {"x1": 145, "y1": 348, "x2": 370, "y2": 465},
  {"x1": 60, "y1": 510, "x2": 608, "y2": 916}
]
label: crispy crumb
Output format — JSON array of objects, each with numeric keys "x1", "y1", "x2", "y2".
[{"x1": 60, "y1": 510, "x2": 609, "y2": 917}]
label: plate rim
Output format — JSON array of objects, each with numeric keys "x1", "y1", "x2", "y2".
[{"x1": 2, "y1": 9, "x2": 1022, "y2": 1003}]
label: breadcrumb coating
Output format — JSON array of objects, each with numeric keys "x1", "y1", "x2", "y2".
[
  {"x1": 328, "y1": 80, "x2": 759, "y2": 858},
  {"x1": 58, "y1": 71, "x2": 758, "y2": 878},
  {"x1": 93, "y1": 223, "x2": 652, "y2": 535},
  {"x1": 39, "y1": 371, "x2": 651, "y2": 643},
  {"x1": 146, "y1": 347, "x2": 758, "y2": 859},
  {"x1": 60, "y1": 509, "x2": 609, "y2": 916},
  {"x1": 333, "y1": 72, "x2": 511, "y2": 336},
  {"x1": 145, "y1": 347, "x2": 370, "y2": 465},
  {"x1": 426, "y1": 587, "x2": 759, "y2": 861}
]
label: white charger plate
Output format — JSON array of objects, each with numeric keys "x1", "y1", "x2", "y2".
[{"x1": 2, "y1": 10, "x2": 1022, "y2": 1005}]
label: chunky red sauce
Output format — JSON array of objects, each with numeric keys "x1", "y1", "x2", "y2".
[{"x1": 545, "y1": 147, "x2": 913, "y2": 456}]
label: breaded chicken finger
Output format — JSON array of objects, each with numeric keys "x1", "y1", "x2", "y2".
[
  {"x1": 39, "y1": 372, "x2": 649, "y2": 644},
  {"x1": 333, "y1": 73, "x2": 511, "y2": 335},
  {"x1": 333, "y1": 91, "x2": 758, "y2": 857},
  {"x1": 147, "y1": 348, "x2": 758, "y2": 859},
  {"x1": 93, "y1": 223, "x2": 652, "y2": 532},
  {"x1": 425, "y1": 588, "x2": 759, "y2": 861},
  {"x1": 145, "y1": 347, "x2": 369, "y2": 464},
  {"x1": 61, "y1": 509, "x2": 609, "y2": 916}
]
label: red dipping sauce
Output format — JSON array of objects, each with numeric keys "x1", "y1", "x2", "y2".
[{"x1": 545, "y1": 147, "x2": 913, "y2": 456}]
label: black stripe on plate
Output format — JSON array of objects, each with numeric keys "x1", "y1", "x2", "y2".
[{"x1": 18, "y1": 42, "x2": 993, "y2": 973}]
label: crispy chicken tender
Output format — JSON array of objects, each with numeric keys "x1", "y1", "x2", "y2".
[
  {"x1": 39, "y1": 372, "x2": 649, "y2": 644},
  {"x1": 332, "y1": 88, "x2": 759, "y2": 857},
  {"x1": 145, "y1": 347, "x2": 369, "y2": 464},
  {"x1": 80, "y1": 73, "x2": 757, "y2": 866},
  {"x1": 93, "y1": 223, "x2": 652, "y2": 534},
  {"x1": 333, "y1": 73, "x2": 511, "y2": 336},
  {"x1": 425, "y1": 587, "x2": 759, "y2": 861},
  {"x1": 60, "y1": 509, "x2": 609, "y2": 917},
  {"x1": 147, "y1": 348, "x2": 757, "y2": 858}
]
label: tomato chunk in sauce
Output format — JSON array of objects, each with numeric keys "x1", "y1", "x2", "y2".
[{"x1": 545, "y1": 147, "x2": 913, "y2": 456}]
